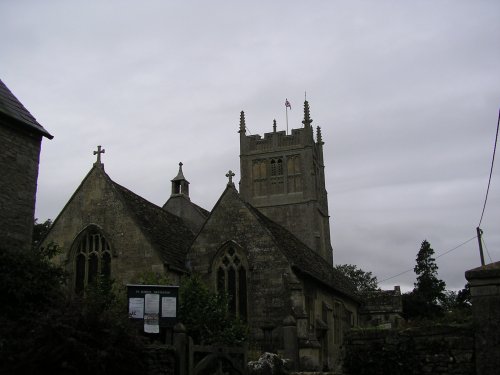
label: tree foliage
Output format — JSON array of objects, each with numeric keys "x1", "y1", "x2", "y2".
[
  {"x1": 32, "y1": 218, "x2": 53, "y2": 250},
  {"x1": 133, "y1": 270, "x2": 173, "y2": 286},
  {"x1": 334, "y1": 264, "x2": 379, "y2": 292},
  {"x1": 178, "y1": 275, "x2": 247, "y2": 346},
  {"x1": 0, "y1": 246, "x2": 147, "y2": 375},
  {"x1": 403, "y1": 240, "x2": 447, "y2": 320},
  {"x1": 413, "y1": 240, "x2": 446, "y2": 301}
]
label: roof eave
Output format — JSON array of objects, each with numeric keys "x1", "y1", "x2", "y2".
[{"x1": 0, "y1": 112, "x2": 53, "y2": 139}]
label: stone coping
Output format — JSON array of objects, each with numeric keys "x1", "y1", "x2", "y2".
[{"x1": 465, "y1": 261, "x2": 500, "y2": 281}]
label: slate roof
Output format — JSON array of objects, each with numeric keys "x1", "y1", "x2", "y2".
[
  {"x1": 192, "y1": 201, "x2": 210, "y2": 217},
  {"x1": 0, "y1": 79, "x2": 53, "y2": 138},
  {"x1": 246, "y1": 201, "x2": 358, "y2": 301},
  {"x1": 110, "y1": 178, "x2": 195, "y2": 271}
]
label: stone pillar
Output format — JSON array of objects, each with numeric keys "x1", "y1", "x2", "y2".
[
  {"x1": 173, "y1": 323, "x2": 187, "y2": 375},
  {"x1": 282, "y1": 315, "x2": 298, "y2": 370},
  {"x1": 465, "y1": 261, "x2": 500, "y2": 375},
  {"x1": 298, "y1": 332, "x2": 321, "y2": 371}
]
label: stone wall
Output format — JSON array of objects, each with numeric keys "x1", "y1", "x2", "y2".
[
  {"x1": 344, "y1": 325, "x2": 474, "y2": 375},
  {"x1": 0, "y1": 124, "x2": 42, "y2": 251},
  {"x1": 466, "y1": 261, "x2": 500, "y2": 375}
]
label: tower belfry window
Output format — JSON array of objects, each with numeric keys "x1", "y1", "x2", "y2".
[
  {"x1": 287, "y1": 155, "x2": 302, "y2": 193},
  {"x1": 73, "y1": 227, "x2": 112, "y2": 294},
  {"x1": 270, "y1": 158, "x2": 284, "y2": 194},
  {"x1": 214, "y1": 245, "x2": 248, "y2": 319},
  {"x1": 270, "y1": 158, "x2": 283, "y2": 176},
  {"x1": 252, "y1": 159, "x2": 267, "y2": 196}
]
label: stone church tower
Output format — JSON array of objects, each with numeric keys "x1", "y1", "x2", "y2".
[{"x1": 239, "y1": 100, "x2": 333, "y2": 264}]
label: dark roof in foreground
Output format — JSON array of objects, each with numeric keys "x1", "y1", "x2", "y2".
[
  {"x1": 0, "y1": 79, "x2": 53, "y2": 139},
  {"x1": 110, "y1": 178, "x2": 195, "y2": 271},
  {"x1": 246, "y1": 200, "x2": 358, "y2": 301}
]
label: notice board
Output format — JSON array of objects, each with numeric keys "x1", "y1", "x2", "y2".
[{"x1": 127, "y1": 284, "x2": 179, "y2": 331}]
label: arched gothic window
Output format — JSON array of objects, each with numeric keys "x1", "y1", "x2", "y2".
[
  {"x1": 214, "y1": 245, "x2": 248, "y2": 319},
  {"x1": 73, "y1": 227, "x2": 112, "y2": 294}
]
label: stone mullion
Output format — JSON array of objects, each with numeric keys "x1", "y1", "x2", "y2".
[{"x1": 235, "y1": 263, "x2": 240, "y2": 316}]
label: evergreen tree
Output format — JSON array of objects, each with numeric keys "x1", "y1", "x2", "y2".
[
  {"x1": 414, "y1": 240, "x2": 446, "y2": 302},
  {"x1": 403, "y1": 240, "x2": 446, "y2": 320}
]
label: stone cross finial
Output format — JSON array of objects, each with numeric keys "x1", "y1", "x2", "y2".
[
  {"x1": 93, "y1": 145, "x2": 105, "y2": 165},
  {"x1": 226, "y1": 170, "x2": 235, "y2": 186}
]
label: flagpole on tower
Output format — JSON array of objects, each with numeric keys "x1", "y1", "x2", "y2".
[
  {"x1": 286, "y1": 106, "x2": 288, "y2": 135},
  {"x1": 285, "y1": 98, "x2": 291, "y2": 135}
]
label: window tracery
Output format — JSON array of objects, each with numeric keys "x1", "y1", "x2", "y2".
[
  {"x1": 270, "y1": 158, "x2": 284, "y2": 194},
  {"x1": 214, "y1": 245, "x2": 248, "y2": 319},
  {"x1": 73, "y1": 227, "x2": 112, "y2": 294}
]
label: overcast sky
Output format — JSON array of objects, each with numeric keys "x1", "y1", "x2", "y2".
[{"x1": 1, "y1": 1, "x2": 499, "y2": 291}]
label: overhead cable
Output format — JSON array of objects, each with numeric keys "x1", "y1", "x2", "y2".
[
  {"x1": 379, "y1": 236, "x2": 477, "y2": 283},
  {"x1": 478, "y1": 109, "x2": 500, "y2": 227}
]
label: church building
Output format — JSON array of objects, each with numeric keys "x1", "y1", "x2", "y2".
[{"x1": 42, "y1": 101, "x2": 360, "y2": 371}]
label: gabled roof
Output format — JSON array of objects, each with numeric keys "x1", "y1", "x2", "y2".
[
  {"x1": 211, "y1": 185, "x2": 358, "y2": 300},
  {"x1": 163, "y1": 194, "x2": 210, "y2": 218},
  {"x1": 109, "y1": 179, "x2": 195, "y2": 271},
  {"x1": 247, "y1": 204, "x2": 358, "y2": 300},
  {"x1": 192, "y1": 201, "x2": 210, "y2": 217},
  {"x1": 47, "y1": 165, "x2": 194, "y2": 272},
  {"x1": 0, "y1": 79, "x2": 53, "y2": 139}
]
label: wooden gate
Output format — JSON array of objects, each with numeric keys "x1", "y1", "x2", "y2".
[{"x1": 189, "y1": 343, "x2": 247, "y2": 375}]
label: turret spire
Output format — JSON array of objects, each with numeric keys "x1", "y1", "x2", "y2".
[
  {"x1": 273, "y1": 119, "x2": 277, "y2": 133},
  {"x1": 316, "y1": 126, "x2": 324, "y2": 145},
  {"x1": 302, "y1": 100, "x2": 313, "y2": 128},
  {"x1": 239, "y1": 111, "x2": 246, "y2": 134}
]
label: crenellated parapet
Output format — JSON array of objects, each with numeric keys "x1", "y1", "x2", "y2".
[{"x1": 243, "y1": 127, "x2": 314, "y2": 153}]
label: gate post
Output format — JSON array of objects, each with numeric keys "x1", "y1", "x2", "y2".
[
  {"x1": 465, "y1": 261, "x2": 500, "y2": 375},
  {"x1": 173, "y1": 323, "x2": 187, "y2": 375}
]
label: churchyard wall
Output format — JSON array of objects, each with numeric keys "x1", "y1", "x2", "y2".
[{"x1": 343, "y1": 325, "x2": 475, "y2": 375}]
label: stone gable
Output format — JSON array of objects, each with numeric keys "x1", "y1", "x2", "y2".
[
  {"x1": 188, "y1": 185, "x2": 294, "y2": 330},
  {"x1": 43, "y1": 165, "x2": 193, "y2": 288}
]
